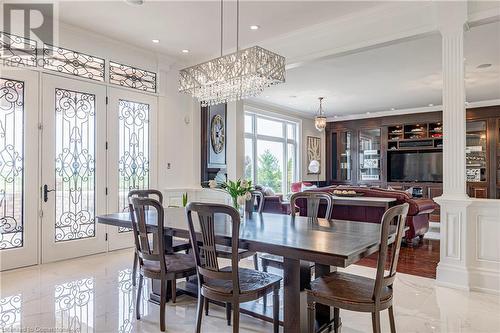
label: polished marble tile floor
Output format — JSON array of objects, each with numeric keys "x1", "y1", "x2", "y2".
[{"x1": 1, "y1": 249, "x2": 499, "y2": 333}]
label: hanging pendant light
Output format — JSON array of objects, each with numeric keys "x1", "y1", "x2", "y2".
[
  {"x1": 178, "y1": 0, "x2": 286, "y2": 106},
  {"x1": 315, "y1": 97, "x2": 327, "y2": 131}
]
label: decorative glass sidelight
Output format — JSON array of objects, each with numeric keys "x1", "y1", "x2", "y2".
[
  {"x1": 118, "y1": 100, "x2": 149, "y2": 233},
  {"x1": 109, "y1": 62, "x2": 157, "y2": 93},
  {"x1": 0, "y1": 78, "x2": 24, "y2": 250},
  {"x1": 0, "y1": 32, "x2": 37, "y2": 67},
  {"x1": 43, "y1": 44, "x2": 105, "y2": 82},
  {"x1": 54, "y1": 88, "x2": 96, "y2": 242},
  {"x1": 54, "y1": 278, "x2": 94, "y2": 332}
]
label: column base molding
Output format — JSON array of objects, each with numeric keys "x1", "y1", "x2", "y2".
[{"x1": 435, "y1": 196, "x2": 500, "y2": 295}]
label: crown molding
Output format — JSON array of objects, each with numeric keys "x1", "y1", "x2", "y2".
[{"x1": 327, "y1": 99, "x2": 500, "y2": 122}]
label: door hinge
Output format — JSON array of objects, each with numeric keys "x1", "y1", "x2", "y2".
[
  {"x1": 38, "y1": 123, "x2": 43, "y2": 130},
  {"x1": 105, "y1": 141, "x2": 108, "y2": 150},
  {"x1": 39, "y1": 209, "x2": 43, "y2": 218},
  {"x1": 105, "y1": 187, "x2": 108, "y2": 195},
  {"x1": 105, "y1": 96, "x2": 109, "y2": 105},
  {"x1": 105, "y1": 233, "x2": 108, "y2": 241}
]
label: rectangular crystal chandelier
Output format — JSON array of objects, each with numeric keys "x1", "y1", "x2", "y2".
[{"x1": 179, "y1": 45, "x2": 285, "y2": 106}]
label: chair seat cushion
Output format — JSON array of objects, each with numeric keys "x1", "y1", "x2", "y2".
[
  {"x1": 143, "y1": 253, "x2": 196, "y2": 274},
  {"x1": 216, "y1": 245, "x2": 256, "y2": 259},
  {"x1": 309, "y1": 272, "x2": 392, "y2": 304},
  {"x1": 204, "y1": 267, "x2": 281, "y2": 295}
]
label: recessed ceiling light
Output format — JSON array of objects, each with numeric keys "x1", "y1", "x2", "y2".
[
  {"x1": 265, "y1": 95, "x2": 270, "y2": 98},
  {"x1": 477, "y1": 63, "x2": 492, "y2": 69},
  {"x1": 390, "y1": 108, "x2": 396, "y2": 111},
  {"x1": 428, "y1": 103, "x2": 434, "y2": 107},
  {"x1": 125, "y1": 0, "x2": 144, "y2": 5},
  {"x1": 152, "y1": 39, "x2": 160, "y2": 44},
  {"x1": 250, "y1": 25, "x2": 260, "y2": 30},
  {"x1": 465, "y1": 101, "x2": 470, "y2": 105},
  {"x1": 366, "y1": 112, "x2": 371, "y2": 115},
  {"x1": 334, "y1": 115, "x2": 338, "y2": 118},
  {"x1": 181, "y1": 49, "x2": 190, "y2": 54}
]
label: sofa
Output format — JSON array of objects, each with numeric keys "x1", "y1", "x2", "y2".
[
  {"x1": 294, "y1": 186, "x2": 436, "y2": 243},
  {"x1": 254, "y1": 185, "x2": 291, "y2": 214}
]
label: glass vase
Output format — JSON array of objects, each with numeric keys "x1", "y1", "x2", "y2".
[{"x1": 232, "y1": 197, "x2": 244, "y2": 218}]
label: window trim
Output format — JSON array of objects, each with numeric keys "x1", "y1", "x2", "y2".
[{"x1": 244, "y1": 110, "x2": 300, "y2": 194}]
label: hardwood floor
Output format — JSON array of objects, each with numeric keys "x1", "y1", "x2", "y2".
[{"x1": 355, "y1": 239, "x2": 440, "y2": 279}]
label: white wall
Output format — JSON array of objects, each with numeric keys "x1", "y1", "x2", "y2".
[
  {"x1": 301, "y1": 118, "x2": 326, "y2": 182},
  {"x1": 157, "y1": 66, "x2": 199, "y2": 189}
]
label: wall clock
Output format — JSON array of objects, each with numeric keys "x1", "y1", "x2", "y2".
[{"x1": 211, "y1": 114, "x2": 225, "y2": 154}]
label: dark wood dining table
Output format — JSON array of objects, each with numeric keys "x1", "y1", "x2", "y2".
[{"x1": 97, "y1": 208, "x2": 396, "y2": 333}]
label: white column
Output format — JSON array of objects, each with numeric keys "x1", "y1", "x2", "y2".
[
  {"x1": 434, "y1": 1, "x2": 473, "y2": 290},
  {"x1": 439, "y1": 5, "x2": 468, "y2": 199},
  {"x1": 226, "y1": 100, "x2": 245, "y2": 180}
]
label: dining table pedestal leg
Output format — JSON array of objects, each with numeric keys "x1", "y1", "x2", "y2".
[{"x1": 283, "y1": 257, "x2": 301, "y2": 333}]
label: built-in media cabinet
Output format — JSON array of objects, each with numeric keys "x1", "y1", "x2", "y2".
[{"x1": 325, "y1": 106, "x2": 500, "y2": 222}]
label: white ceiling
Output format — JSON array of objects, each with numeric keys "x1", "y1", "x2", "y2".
[
  {"x1": 57, "y1": 0, "x2": 381, "y2": 62},
  {"x1": 251, "y1": 20, "x2": 500, "y2": 117},
  {"x1": 55, "y1": 1, "x2": 499, "y2": 118}
]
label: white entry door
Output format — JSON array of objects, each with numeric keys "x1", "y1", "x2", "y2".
[
  {"x1": 0, "y1": 68, "x2": 39, "y2": 270},
  {"x1": 106, "y1": 87, "x2": 157, "y2": 251},
  {"x1": 41, "y1": 74, "x2": 107, "y2": 263}
]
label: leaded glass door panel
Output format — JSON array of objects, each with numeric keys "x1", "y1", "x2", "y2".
[
  {"x1": 106, "y1": 87, "x2": 157, "y2": 251},
  {"x1": 41, "y1": 74, "x2": 107, "y2": 263},
  {"x1": 0, "y1": 69, "x2": 39, "y2": 271}
]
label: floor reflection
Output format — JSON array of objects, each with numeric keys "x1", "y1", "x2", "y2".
[
  {"x1": 0, "y1": 294, "x2": 21, "y2": 332},
  {"x1": 117, "y1": 268, "x2": 149, "y2": 333},
  {"x1": 54, "y1": 277, "x2": 94, "y2": 332}
]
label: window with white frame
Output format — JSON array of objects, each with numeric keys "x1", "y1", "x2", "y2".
[{"x1": 244, "y1": 112, "x2": 298, "y2": 194}]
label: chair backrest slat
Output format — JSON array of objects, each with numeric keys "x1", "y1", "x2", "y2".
[
  {"x1": 129, "y1": 197, "x2": 166, "y2": 274},
  {"x1": 245, "y1": 191, "x2": 264, "y2": 214},
  {"x1": 290, "y1": 191, "x2": 333, "y2": 218},
  {"x1": 128, "y1": 189, "x2": 163, "y2": 204},
  {"x1": 372, "y1": 203, "x2": 409, "y2": 302},
  {"x1": 186, "y1": 202, "x2": 241, "y2": 293}
]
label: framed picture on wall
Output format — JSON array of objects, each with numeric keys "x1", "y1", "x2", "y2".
[
  {"x1": 207, "y1": 104, "x2": 227, "y2": 168},
  {"x1": 307, "y1": 136, "x2": 321, "y2": 174}
]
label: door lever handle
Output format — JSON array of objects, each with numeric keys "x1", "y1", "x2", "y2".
[{"x1": 43, "y1": 184, "x2": 55, "y2": 202}]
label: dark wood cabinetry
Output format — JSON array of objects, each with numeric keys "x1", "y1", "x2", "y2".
[{"x1": 325, "y1": 107, "x2": 500, "y2": 207}]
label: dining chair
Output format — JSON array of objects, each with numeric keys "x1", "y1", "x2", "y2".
[
  {"x1": 245, "y1": 190, "x2": 264, "y2": 214},
  {"x1": 129, "y1": 197, "x2": 197, "y2": 332},
  {"x1": 306, "y1": 203, "x2": 409, "y2": 333},
  {"x1": 202, "y1": 193, "x2": 260, "y2": 317},
  {"x1": 186, "y1": 202, "x2": 282, "y2": 333},
  {"x1": 128, "y1": 189, "x2": 191, "y2": 286},
  {"x1": 260, "y1": 191, "x2": 333, "y2": 283}
]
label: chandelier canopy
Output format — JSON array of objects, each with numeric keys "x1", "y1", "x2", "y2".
[
  {"x1": 315, "y1": 97, "x2": 327, "y2": 132},
  {"x1": 178, "y1": 0, "x2": 285, "y2": 106},
  {"x1": 179, "y1": 45, "x2": 285, "y2": 106}
]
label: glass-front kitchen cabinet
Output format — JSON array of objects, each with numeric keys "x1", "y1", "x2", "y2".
[{"x1": 358, "y1": 128, "x2": 381, "y2": 182}]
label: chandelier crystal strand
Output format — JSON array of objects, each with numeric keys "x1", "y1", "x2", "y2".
[{"x1": 178, "y1": 0, "x2": 285, "y2": 106}]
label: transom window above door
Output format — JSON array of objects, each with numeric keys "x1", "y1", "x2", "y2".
[{"x1": 245, "y1": 112, "x2": 298, "y2": 194}]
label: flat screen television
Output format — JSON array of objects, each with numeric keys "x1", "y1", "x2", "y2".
[{"x1": 388, "y1": 151, "x2": 443, "y2": 182}]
